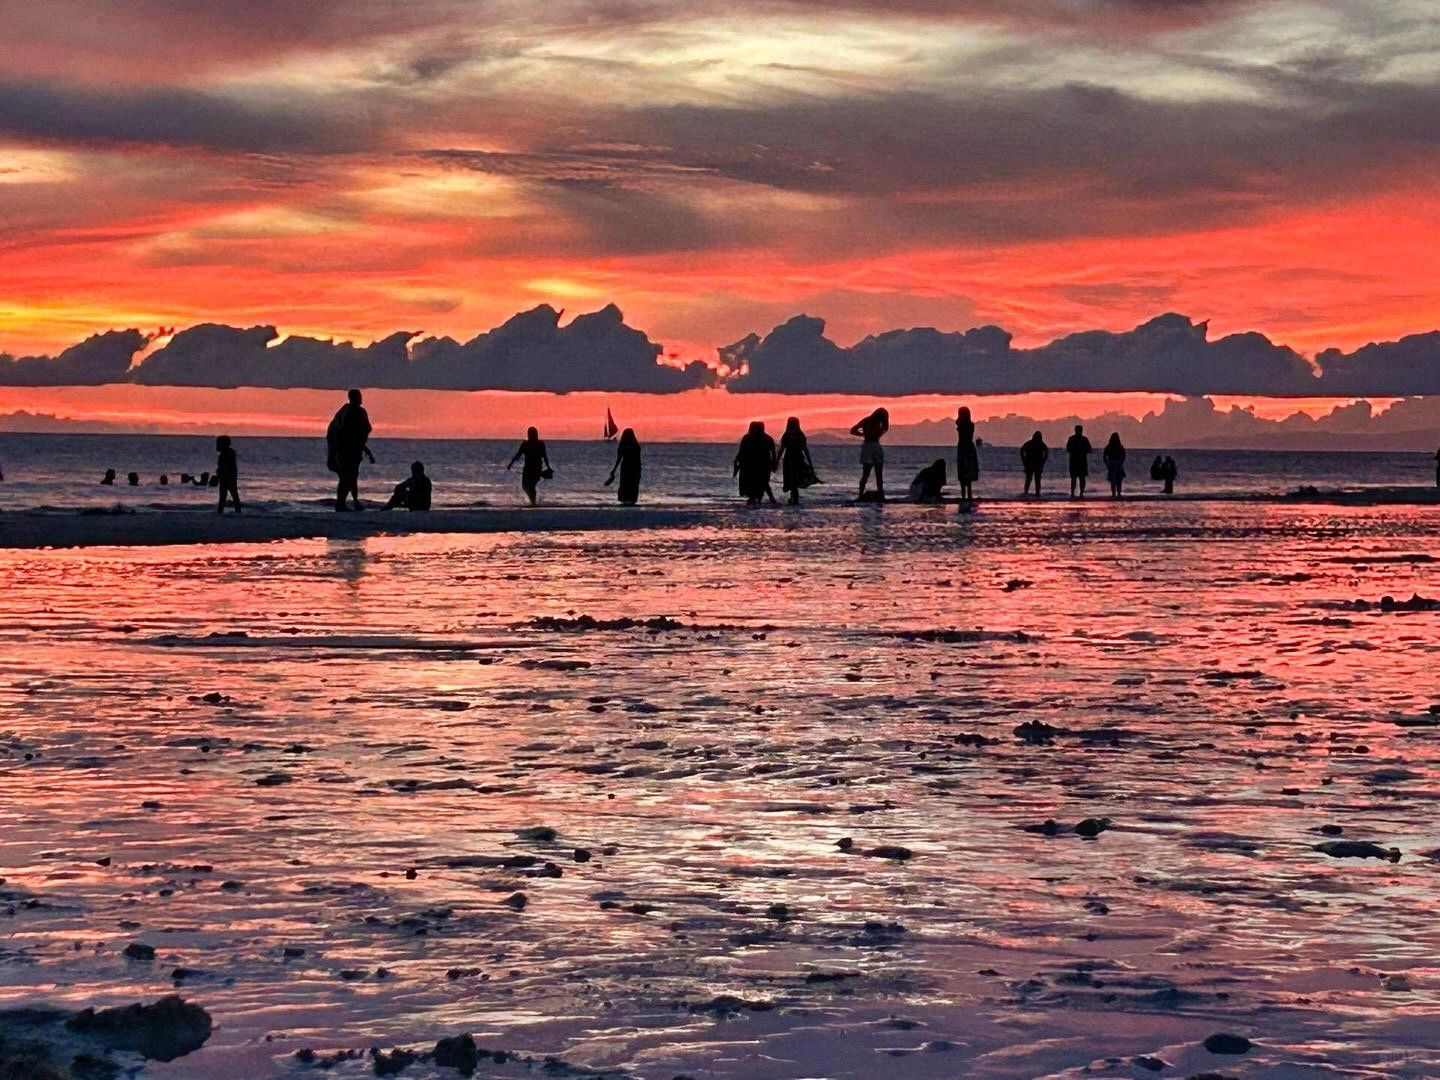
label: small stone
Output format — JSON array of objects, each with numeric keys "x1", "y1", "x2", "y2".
[
  {"x1": 573, "y1": 848, "x2": 593, "y2": 863},
  {"x1": 864, "y1": 845, "x2": 913, "y2": 861},
  {"x1": 433, "y1": 1034, "x2": 479, "y2": 1074},
  {"x1": 501, "y1": 892, "x2": 527, "y2": 911},
  {"x1": 67, "y1": 995, "x2": 213, "y2": 1062},
  {"x1": 1202, "y1": 1032, "x2": 1253, "y2": 1054},
  {"x1": 1075, "y1": 817, "x2": 1111, "y2": 838},
  {"x1": 123, "y1": 942, "x2": 156, "y2": 962},
  {"x1": 516, "y1": 826, "x2": 557, "y2": 842}
]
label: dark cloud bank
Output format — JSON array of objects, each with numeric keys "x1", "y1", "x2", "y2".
[{"x1": 5, "y1": 308, "x2": 1440, "y2": 397}]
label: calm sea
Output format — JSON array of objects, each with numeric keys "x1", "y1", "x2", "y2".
[{"x1": 0, "y1": 432, "x2": 1435, "y2": 511}]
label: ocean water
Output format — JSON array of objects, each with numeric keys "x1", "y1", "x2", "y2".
[
  {"x1": 0, "y1": 501, "x2": 1438, "y2": 1077},
  {"x1": 0, "y1": 432, "x2": 1437, "y2": 512}
]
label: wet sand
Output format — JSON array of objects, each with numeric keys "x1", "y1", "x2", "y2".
[
  {"x1": 1, "y1": 484, "x2": 1438, "y2": 550},
  {"x1": 1, "y1": 501, "x2": 1438, "y2": 1077}
]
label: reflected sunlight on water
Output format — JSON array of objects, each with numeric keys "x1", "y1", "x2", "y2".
[{"x1": 1, "y1": 500, "x2": 1438, "y2": 1077}]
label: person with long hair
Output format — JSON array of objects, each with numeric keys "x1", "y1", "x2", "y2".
[
  {"x1": 507, "y1": 426, "x2": 550, "y2": 506},
  {"x1": 779, "y1": 416, "x2": 817, "y2": 505},
  {"x1": 849, "y1": 407, "x2": 889, "y2": 501},
  {"x1": 955, "y1": 405, "x2": 979, "y2": 507},
  {"x1": 1103, "y1": 432, "x2": 1127, "y2": 498},
  {"x1": 606, "y1": 428, "x2": 643, "y2": 505},
  {"x1": 734, "y1": 421, "x2": 777, "y2": 507}
]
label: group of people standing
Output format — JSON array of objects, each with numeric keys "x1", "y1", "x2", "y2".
[{"x1": 199, "y1": 388, "x2": 1184, "y2": 514}]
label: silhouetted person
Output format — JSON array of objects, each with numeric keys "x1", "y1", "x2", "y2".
[
  {"x1": 195, "y1": 471, "x2": 211, "y2": 487},
  {"x1": 1103, "y1": 432, "x2": 1126, "y2": 498},
  {"x1": 1161, "y1": 455, "x2": 1178, "y2": 494},
  {"x1": 850, "y1": 407, "x2": 889, "y2": 501},
  {"x1": 779, "y1": 416, "x2": 817, "y2": 505},
  {"x1": 507, "y1": 426, "x2": 550, "y2": 506},
  {"x1": 910, "y1": 459, "x2": 947, "y2": 502},
  {"x1": 606, "y1": 428, "x2": 642, "y2": 505},
  {"x1": 208, "y1": 474, "x2": 219, "y2": 488},
  {"x1": 955, "y1": 405, "x2": 979, "y2": 506},
  {"x1": 180, "y1": 473, "x2": 194, "y2": 485},
  {"x1": 159, "y1": 474, "x2": 169, "y2": 486},
  {"x1": 734, "y1": 421, "x2": 777, "y2": 507},
  {"x1": 101, "y1": 469, "x2": 116, "y2": 486},
  {"x1": 1435, "y1": 447, "x2": 1440, "y2": 489},
  {"x1": 1020, "y1": 431, "x2": 1048, "y2": 495},
  {"x1": 1150, "y1": 455, "x2": 1164, "y2": 482},
  {"x1": 328, "y1": 388, "x2": 374, "y2": 511},
  {"x1": 127, "y1": 471, "x2": 140, "y2": 486},
  {"x1": 215, "y1": 435, "x2": 241, "y2": 514},
  {"x1": 1066, "y1": 424, "x2": 1092, "y2": 497},
  {"x1": 383, "y1": 461, "x2": 432, "y2": 511}
]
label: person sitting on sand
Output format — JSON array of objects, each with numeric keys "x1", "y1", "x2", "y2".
[
  {"x1": 909, "y1": 459, "x2": 947, "y2": 502},
  {"x1": 955, "y1": 406, "x2": 979, "y2": 507},
  {"x1": 101, "y1": 468, "x2": 116, "y2": 486},
  {"x1": 1066, "y1": 425, "x2": 1092, "y2": 498},
  {"x1": 507, "y1": 427, "x2": 550, "y2": 506},
  {"x1": 383, "y1": 461, "x2": 432, "y2": 511},
  {"x1": 734, "y1": 421, "x2": 777, "y2": 507},
  {"x1": 1020, "y1": 431, "x2": 1049, "y2": 496},
  {"x1": 1103, "y1": 432, "x2": 1126, "y2": 498},
  {"x1": 850, "y1": 407, "x2": 889, "y2": 502},
  {"x1": 779, "y1": 417, "x2": 817, "y2": 505},
  {"x1": 215, "y1": 435, "x2": 241, "y2": 514},
  {"x1": 327, "y1": 388, "x2": 375, "y2": 512},
  {"x1": 605, "y1": 428, "x2": 642, "y2": 506}
]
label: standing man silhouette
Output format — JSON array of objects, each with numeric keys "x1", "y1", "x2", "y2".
[
  {"x1": 1066, "y1": 424, "x2": 1092, "y2": 498},
  {"x1": 328, "y1": 388, "x2": 374, "y2": 511}
]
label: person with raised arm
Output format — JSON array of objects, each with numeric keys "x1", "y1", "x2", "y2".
[
  {"x1": 507, "y1": 427, "x2": 550, "y2": 506},
  {"x1": 850, "y1": 407, "x2": 890, "y2": 502}
]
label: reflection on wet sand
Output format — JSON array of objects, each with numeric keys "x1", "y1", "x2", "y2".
[{"x1": 0, "y1": 501, "x2": 1438, "y2": 1078}]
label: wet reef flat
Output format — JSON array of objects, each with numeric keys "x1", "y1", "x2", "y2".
[{"x1": 1, "y1": 501, "x2": 1439, "y2": 1077}]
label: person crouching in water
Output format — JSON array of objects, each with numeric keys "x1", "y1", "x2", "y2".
[
  {"x1": 383, "y1": 461, "x2": 432, "y2": 511},
  {"x1": 1020, "y1": 431, "x2": 1048, "y2": 495},
  {"x1": 507, "y1": 427, "x2": 550, "y2": 506},
  {"x1": 216, "y1": 435, "x2": 241, "y2": 514},
  {"x1": 909, "y1": 459, "x2": 947, "y2": 502},
  {"x1": 850, "y1": 407, "x2": 889, "y2": 501},
  {"x1": 605, "y1": 428, "x2": 642, "y2": 505}
]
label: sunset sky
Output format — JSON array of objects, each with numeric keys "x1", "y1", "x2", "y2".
[{"x1": 3, "y1": 0, "x2": 1439, "y2": 433}]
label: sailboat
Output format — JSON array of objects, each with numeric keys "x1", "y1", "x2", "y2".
[{"x1": 603, "y1": 408, "x2": 619, "y2": 441}]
